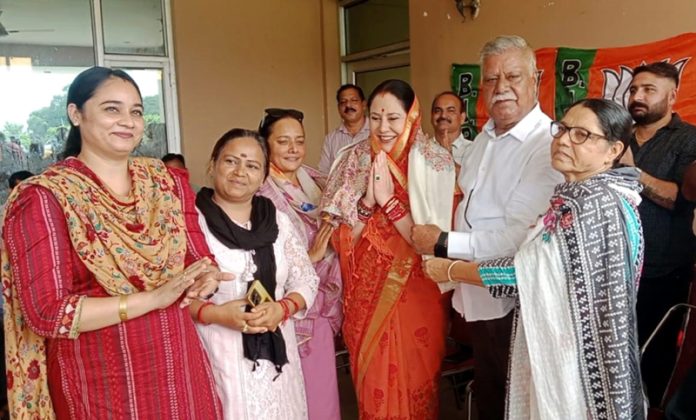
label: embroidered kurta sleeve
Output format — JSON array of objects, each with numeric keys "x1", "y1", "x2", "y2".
[
  {"x1": 281, "y1": 216, "x2": 319, "y2": 319},
  {"x1": 478, "y1": 256, "x2": 519, "y2": 299},
  {"x1": 4, "y1": 186, "x2": 85, "y2": 339},
  {"x1": 167, "y1": 167, "x2": 216, "y2": 266}
]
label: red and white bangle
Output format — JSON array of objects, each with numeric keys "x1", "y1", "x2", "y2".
[{"x1": 383, "y1": 196, "x2": 408, "y2": 222}]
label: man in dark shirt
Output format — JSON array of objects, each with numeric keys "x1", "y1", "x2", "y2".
[{"x1": 621, "y1": 61, "x2": 696, "y2": 407}]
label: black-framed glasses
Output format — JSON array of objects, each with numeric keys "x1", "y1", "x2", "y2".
[{"x1": 550, "y1": 121, "x2": 607, "y2": 145}]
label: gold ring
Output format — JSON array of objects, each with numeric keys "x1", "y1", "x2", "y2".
[{"x1": 242, "y1": 322, "x2": 249, "y2": 333}]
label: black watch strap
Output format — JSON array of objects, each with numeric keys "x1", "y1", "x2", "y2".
[{"x1": 434, "y1": 231, "x2": 449, "y2": 258}]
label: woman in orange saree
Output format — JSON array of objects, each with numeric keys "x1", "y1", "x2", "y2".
[{"x1": 321, "y1": 79, "x2": 456, "y2": 419}]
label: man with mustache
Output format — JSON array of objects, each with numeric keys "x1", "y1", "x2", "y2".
[
  {"x1": 412, "y1": 35, "x2": 562, "y2": 420},
  {"x1": 431, "y1": 91, "x2": 470, "y2": 166},
  {"x1": 620, "y1": 61, "x2": 696, "y2": 407},
  {"x1": 318, "y1": 84, "x2": 369, "y2": 174}
]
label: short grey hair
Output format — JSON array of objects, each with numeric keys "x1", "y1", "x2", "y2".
[{"x1": 480, "y1": 35, "x2": 536, "y2": 75}]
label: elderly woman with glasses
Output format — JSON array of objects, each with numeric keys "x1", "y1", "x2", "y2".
[
  {"x1": 257, "y1": 108, "x2": 342, "y2": 420},
  {"x1": 190, "y1": 128, "x2": 319, "y2": 419},
  {"x1": 424, "y1": 98, "x2": 646, "y2": 419}
]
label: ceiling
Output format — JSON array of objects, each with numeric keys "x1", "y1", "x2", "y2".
[{"x1": 0, "y1": 0, "x2": 164, "y2": 49}]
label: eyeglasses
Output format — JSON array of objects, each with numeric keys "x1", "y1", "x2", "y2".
[
  {"x1": 549, "y1": 121, "x2": 608, "y2": 145},
  {"x1": 259, "y1": 108, "x2": 304, "y2": 132}
]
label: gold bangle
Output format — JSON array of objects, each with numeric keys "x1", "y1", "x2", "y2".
[
  {"x1": 447, "y1": 260, "x2": 463, "y2": 283},
  {"x1": 119, "y1": 295, "x2": 128, "y2": 322}
]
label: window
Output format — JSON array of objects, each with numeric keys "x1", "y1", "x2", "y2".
[
  {"x1": 340, "y1": 0, "x2": 410, "y2": 95},
  {"x1": 353, "y1": 59, "x2": 411, "y2": 101},
  {"x1": 344, "y1": 0, "x2": 409, "y2": 55},
  {"x1": 0, "y1": 0, "x2": 178, "y2": 203},
  {"x1": 101, "y1": 0, "x2": 166, "y2": 56}
]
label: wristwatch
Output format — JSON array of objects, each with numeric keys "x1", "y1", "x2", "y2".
[{"x1": 434, "y1": 232, "x2": 449, "y2": 258}]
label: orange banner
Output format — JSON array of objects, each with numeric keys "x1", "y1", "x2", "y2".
[{"x1": 452, "y1": 33, "x2": 696, "y2": 135}]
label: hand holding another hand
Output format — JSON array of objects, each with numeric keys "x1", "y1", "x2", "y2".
[
  {"x1": 210, "y1": 298, "x2": 267, "y2": 334},
  {"x1": 182, "y1": 258, "x2": 235, "y2": 307},
  {"x1": 248, "y1": 301, "x2": 285, "y2": 332},
  {"x1": 151, "y1": 258, "x2": 212, "y2": 310},
  {"x1": 411, "y1": 224, "x2": 442, "y2": 255}
]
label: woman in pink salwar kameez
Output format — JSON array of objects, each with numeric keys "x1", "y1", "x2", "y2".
[{"x1": 258, "y1": 108, "x2": 343, "y2": 420}]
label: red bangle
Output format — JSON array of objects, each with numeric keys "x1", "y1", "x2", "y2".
[
  {"x1": 279, "y1": 300, "x2": 291, "y2": 323},
  {"x1": 387, "y1": 206, "x2": 407, "y2": 222},
  {"x1": 384, "y1": 197, "x2": 407, "y2": 222},
  {"x1": 383, "y1": 195, "x2": 399, "y2": 212},
  {"x1": 357, "y1": 198, "x2": 374, "y2": 223},
  {"x1": 196, "y1": 302, "x2": 214, "y2": 325},
  {"x1": 285, "y1": 296, "x2": 299, "y2": 313}
]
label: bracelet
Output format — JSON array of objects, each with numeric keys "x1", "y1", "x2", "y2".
[
  {"x1": 383, "y1": 195, "x2": 399, "y2": 212},
  {"x1": 279, "y1": 300, "x2": 291, "y2": 323},
  {"x1": 196, "y1": 302, "x2": 214, "y2": 325},
  {"x1": 434, "y1": 231, "x2": 449, "y2": 258},
  {"x1": 386, "y1": 201, "x2": 407, "y2": 222},
  {"x1": 357, "y1": 198, "x2": 374, "y2": 223},
  {"x1": 283, "y1": 296, "x2": 298, "y2": 313},
  {"x1": 118, "y1": 295, "x2": 128, "y2": 322},
  {"x1": 447, "y1": 260, "x2": 463, "y2": 283}
]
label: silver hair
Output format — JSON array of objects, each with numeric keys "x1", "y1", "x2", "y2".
[{"x1": 480, "y1": 35, "x2": 537, "y2": 75}]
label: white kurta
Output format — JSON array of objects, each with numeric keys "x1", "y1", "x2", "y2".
[{"x1": 196, "y1": 211, "x2": 319, "y2": 420}]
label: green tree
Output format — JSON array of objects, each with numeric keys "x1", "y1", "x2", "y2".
[
  {"x1": 2, "y1": 122, "x2": 25, "y2": 140},
  {"x1": 142, "y1": 95, "x2": 162, "y2": 124},
  {"x1": 27, "y1": 85, "x2": 70, "y2": 145}
]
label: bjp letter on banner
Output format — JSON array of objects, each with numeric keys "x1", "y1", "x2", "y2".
[{"x1": 452, "y1": 33, "x2": 696, "y2": 137}]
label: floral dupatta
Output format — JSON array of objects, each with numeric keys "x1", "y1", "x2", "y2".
[
  {"x1": 263, "y1": 163, "x2": 326, "y2": 248},
  {"x1": 2, "y1": 157, "x2": 187, "y2": 419}
]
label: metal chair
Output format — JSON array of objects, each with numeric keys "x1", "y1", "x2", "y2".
[
  {"x1": 441, "y1": 311, "x2": 476, "y2": 415},
  {"x1": 640, "y1": 302, "x2": 696, "y2": 418}
]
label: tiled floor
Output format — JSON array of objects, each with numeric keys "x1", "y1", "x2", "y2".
[{"x1": 336, "y1": 361, "x2": 476, "y2": 419}]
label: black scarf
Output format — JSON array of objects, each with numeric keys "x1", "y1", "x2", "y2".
[{"x1": 196, "y1": 187, "x2": 288, "y2": 375}]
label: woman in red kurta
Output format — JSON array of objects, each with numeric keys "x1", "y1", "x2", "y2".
[
  {"x1": 2, "y1": 67, "x2": 224, "y2": 419},
  {"x1": 321, "y1": 80, "x2": 454, "y2": 419}
]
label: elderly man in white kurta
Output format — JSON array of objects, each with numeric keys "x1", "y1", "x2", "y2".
[{"x1": 411, "y1": 35, "x2": 563, "y2": 420}]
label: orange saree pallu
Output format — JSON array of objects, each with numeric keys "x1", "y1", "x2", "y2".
[
  {"x1": 322, "y1": 98, "x2": 455, "y2": 419},
  {"x1": 338, "y1": 216, "x2": 449, "y2": 419}
]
